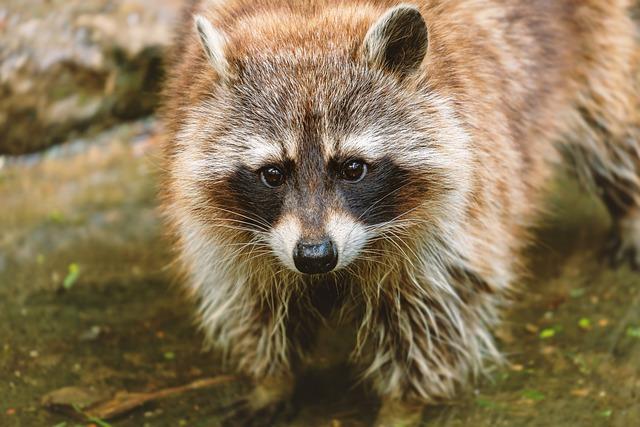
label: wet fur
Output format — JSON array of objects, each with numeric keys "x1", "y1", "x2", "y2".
[{"x1": 161, "y1": 0, "x2": 640, "y2": 417}]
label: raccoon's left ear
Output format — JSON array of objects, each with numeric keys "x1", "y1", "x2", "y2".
[
  {"x1": 362, "y1": 5, "x2": 428, "y2": 78},
  {"x1": 194, "y1": 15, "x2": 229, "y2": 80}
]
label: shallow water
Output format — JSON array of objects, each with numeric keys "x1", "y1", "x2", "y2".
[{"x1": 1, "y1": 120, "x2": 638, "y2": 426}]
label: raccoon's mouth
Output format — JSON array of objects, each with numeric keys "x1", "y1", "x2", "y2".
[{"x1": 292, "y1": 238, "x2": 338, "y2": 275}]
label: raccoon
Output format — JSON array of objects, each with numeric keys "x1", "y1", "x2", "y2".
[{"x1": 161, "y1": 0, "x2": 640, "y2": 425}]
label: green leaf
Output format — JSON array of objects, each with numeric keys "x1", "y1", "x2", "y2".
[
  {"x1": 87, "y1": 417, "x2": 113, "y2": 427},
  {"x1": 71, "y1": 403, "x2": 113, "y2": 427},
  {"x1": 578, "y1": 318, "x2": 592, "y2": 329},
  {"x1": 49, "y1": 211, "x2": 65, "y2": 223},
  {"x1": 522, "y1": 389, "x2": 545, "y2": 401},
  {"x1": 626, "y1": 326, "x2": 640, "y2": 338},
  {"x1": 539, "y1": 328, "x2": 556, "y2": 339},
  {"x1": 569, "y1": 288, "x2": 586, "y2": 298},
  {"x1": 476, "y1": 397, "x2": 498, "y2": 409},
  {"x1": 63, "y1": 263, "x2": 80, "y2": 290}
]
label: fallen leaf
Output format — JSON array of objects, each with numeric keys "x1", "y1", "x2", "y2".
[
  {"x1": 476, "y1": 397, "x2": 498, "y2": 409},
  {"x1": 494, "y1": 326, "x2": 515, "y2": 344},
  {"x1": 578, "y1": 318, "x2": 592, "y2": 330},
  {"x1": 569, "y1": 288, "x2": 586, "y2": 298},
  {"x1": 521, "y1": 389, "x2": 545, "y2": 401},
  {"x1": 42, "y1": 386, "x2": 110, "y2": 416},
  {"x1": 539, "y1": 328, "x2": 556, "y2": 339},
  {"x1": 525, "y1": 323, "x2": 539, "y2": 334},
  {"x1": 63, "y1": 263, "x2": 80, "y2": 290},
  {"x1": 626, "y1": 326, "x2": 640, "y2": 338},
  {"x1": 570, "y1": 388, "x2": 591, "y2": 397}
]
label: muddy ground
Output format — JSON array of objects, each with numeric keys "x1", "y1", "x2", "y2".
[{"x1": 0, "y1": 120, "x2": 638, "y2": 426}]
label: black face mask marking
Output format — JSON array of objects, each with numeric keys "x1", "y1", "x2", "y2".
[
  {"x1": 224, "y1": 150, "x2": 427, "y2": 234},
  {"x1": 225, "y1": 166, "x2": 287, "y2": 228},
  {"x1": 216, "y1": 61, "x2": 431, "y2": 234},
  {"x1": 335, "y1": 156, "x2": 427, "y2": 226}
]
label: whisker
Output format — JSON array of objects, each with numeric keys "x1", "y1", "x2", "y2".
[{"x1": 206, "y1": 205, "x2": 273, "y2": 230}]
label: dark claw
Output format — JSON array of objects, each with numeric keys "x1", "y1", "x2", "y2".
[{"x1": 220, "y1": 398, "x2": 296, "y2": 427}]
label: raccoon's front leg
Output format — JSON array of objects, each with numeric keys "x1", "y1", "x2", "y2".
[
  {"x1": 222, "y1": 374, "x2": 295, "y2": 427},
  {"x1": 608, "y1": 207, "x2": 640, "y2": 269},
  {"x1": 374, "y1": 398, "x2": 425, "y2": 427},
  {"x1": 211, "y1": 299, "x2": 306, "y2": 426},
  {"x1": 584, "y1": 133, "x2": 640, "y2": 269},
  {"x1": 571, "y1": 82, "x2": 640, "y2": 268},
  {"x1": 356, "y1": 275, "x2": 501, "y2": 427}
]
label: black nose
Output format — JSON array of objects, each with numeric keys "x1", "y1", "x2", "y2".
[{"x1": 293, "y1": 239, "x2": 338, "y2": 274}]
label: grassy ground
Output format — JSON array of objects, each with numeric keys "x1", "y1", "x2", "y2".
[{"x1": 0, "y1": 120, "x2": 638, "y2": 427}]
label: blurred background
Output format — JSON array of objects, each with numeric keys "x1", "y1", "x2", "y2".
[{"x1": 0, "y1": 1, "x2": 639, "y2": 426}]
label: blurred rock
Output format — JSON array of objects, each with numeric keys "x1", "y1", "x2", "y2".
[{"x1": 0, "y1": 0, "x2": 181, "y2": 155}]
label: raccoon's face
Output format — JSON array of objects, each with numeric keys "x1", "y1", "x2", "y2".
[{"x1": 172, "y1": 6, "x2": 471, "y2": 275}]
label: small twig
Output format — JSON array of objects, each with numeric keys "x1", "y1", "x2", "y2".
[
  {"x1": 43, "y1": 376, "x2": 237, "y2": 421},
  {"x1": 87, "y1": 376, "x2": 237, "y2": 420}
]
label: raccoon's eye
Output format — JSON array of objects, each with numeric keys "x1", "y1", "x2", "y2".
[
  {"x1": 340, "y1": 160, "x2": 367, "y2": 182},
  {"x1": 259, "y1": 166, "x2": 285, "y2": 188}
]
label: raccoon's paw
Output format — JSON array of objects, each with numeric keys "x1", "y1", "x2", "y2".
[
  {"x1": 606, "y1": 234, "x2": 640, "y2": 270},
  {"x1": 373, "y1": 398, "x2": 424, "y2": 427},
  {"x1": 220, "y1": 397, "x2": 295, "y2": 427},
  {"x1": 606, "y1": 211, "x2": 640, "y2": 270},
  {"x1": 221, "y1": 375, "x2": 296, "y2": 427}
]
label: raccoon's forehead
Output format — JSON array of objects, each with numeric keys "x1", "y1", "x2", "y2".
[
  {"x1": 196, "y1": 114, "x2": 416, "y2": 171},
  {"x1": 234, "y1": 59, "x2": 407, "y2": 123},
  {"x1": 213, "y1": 60, "x2": 424, "y2": 163},
  {"x1": 224, "y1": 130, "x2": 397, "y2": 169},
  {"x1": 178, "y1": 57, "x2": 469, "y2": 175}
]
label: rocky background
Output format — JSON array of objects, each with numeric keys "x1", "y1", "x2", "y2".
[
  {"x1": 0, "y1": 0, "x2": 180, "y2": 155},
  {"x1": 1, "y1": 1, "x2": 639, "y2": 427}
]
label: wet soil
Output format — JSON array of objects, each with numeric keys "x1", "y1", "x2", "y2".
[{"x1": 0, "y1": 120, "x2": 638, "y2": 426}]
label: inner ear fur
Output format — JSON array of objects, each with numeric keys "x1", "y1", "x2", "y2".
[
  {"x1": 194, "y1": 14, "x2": 229, "y2": 80},
  {"x1": 362, "y1": 4, "x2": 429, "y2": 78}
]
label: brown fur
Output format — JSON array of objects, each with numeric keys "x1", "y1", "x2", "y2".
[{"x1": 161, "y1": 0, "x2": 640, "y2": 424}]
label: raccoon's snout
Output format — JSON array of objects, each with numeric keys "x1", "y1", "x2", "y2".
[{"x1": 293, "y1": 238, "x2": 338, "y2": 274}]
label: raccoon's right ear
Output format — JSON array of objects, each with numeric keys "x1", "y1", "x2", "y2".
[
  {"x1": 194, "y1": 15, "x2": 229, "y2": 80},
  {"x1": 362, "y1": 5, "x2": 428, "y2": 78}
]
